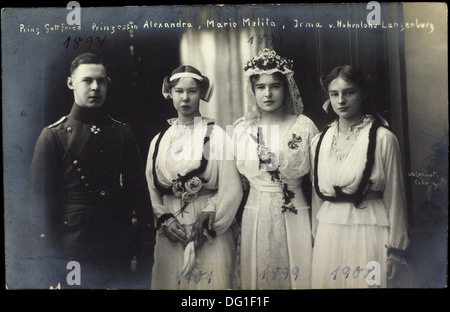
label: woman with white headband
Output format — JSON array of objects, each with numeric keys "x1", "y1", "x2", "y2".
[
  {"x1": 233, "y1": 49, "x2": 318, "y2": 289},
  {"x1": 145, "y1": 65, "x2": 243, "y2": 289}
]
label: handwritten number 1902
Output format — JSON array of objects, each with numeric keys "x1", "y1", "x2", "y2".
[
  {"x1": 63, "y1": 36, "x2": 106, "y2": 50},
  {"x1": 331, "y1": 265, "x2": 367, "y2": 280}
]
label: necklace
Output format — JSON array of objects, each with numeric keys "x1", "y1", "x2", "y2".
[
  {"x1": 176, "y1": 118, "x2": 195, "y2": 128},
  {"x1": 171, "y1": 119, "x2": 196, "y2": 155},
  {"x1": 338, "y1": 116, "x2": 365, "y2": 140},
  {"x1": 314, "y1": 119, "x2": 381, "y2": 208}
]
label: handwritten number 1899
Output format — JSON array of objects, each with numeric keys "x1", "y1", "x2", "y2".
[
  {"x1": 259, "y1": 266, "x2": 300, "y2": 281},
  {"x1": 248, "y1": 33, "x2": 284, "y2": 47},
  {"x1": 63, "y1": 36, "x2": 106, "y2": 50}
]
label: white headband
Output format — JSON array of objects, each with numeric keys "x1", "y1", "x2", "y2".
[{"x1": 169, "y1": 72, "x2": 203, "y2": 81}]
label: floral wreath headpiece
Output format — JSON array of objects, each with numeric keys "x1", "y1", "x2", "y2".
[
  {"x1": 243, "y1": 48, "x2": 294, "y2": 76},
  {"x1": 242, "y1": 49, "x2": 304, "y2": 119}
]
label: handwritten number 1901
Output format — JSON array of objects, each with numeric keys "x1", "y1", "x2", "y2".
[
  {"x1": 177, "y1": 270, "x2": 213, "y2": 285},
  {"x1": 63, "y1": 36, "x2": 106, "y2": 50}
]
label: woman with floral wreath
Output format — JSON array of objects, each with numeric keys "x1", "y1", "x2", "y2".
[
  {"x1": 310, "y1": 65, "x2": 409, "y2": 288},
  {"x1": 145, "y1": 65, "x2": 243, "y2": 289},
  {"x1": 233, "y1": 49, "x2": 319, "y2": 289}
]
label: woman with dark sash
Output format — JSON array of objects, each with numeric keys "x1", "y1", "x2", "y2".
[
  {"x1": 310, "y1": 65, "x2": 409, "y2": 288},
  {"x1": 145, "y1": 65, "x2": 242, "y2": 289}
]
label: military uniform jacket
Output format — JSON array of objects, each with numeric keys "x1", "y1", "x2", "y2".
[{"x1": 30, "y1": 103, "x2": 152, "y2": 262}]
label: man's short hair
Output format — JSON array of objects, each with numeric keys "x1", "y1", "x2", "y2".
[{"x1": 70, "y1": 53, "x2": 104, "y2": 75}]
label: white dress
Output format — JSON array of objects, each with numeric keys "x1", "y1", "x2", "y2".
[
  {"x1": 146, "y1": 117, "x2": 242, "y2": 290},
  {"x1": 310, "y1": 117, "x2": 409, "y2": 288},
  {"x1": 234, "y1": 114, "x2": 318, "y2": 289}
]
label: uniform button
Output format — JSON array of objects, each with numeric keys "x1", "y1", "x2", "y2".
[
  {"x1": 77, "y1": 168, "x2": 82, "y2": 172},
  {"x1": 100, "y1": 190, "x2": 107, "y2": 197},
  {"x1": 84, "y1": 183, "x2": 89, "y2": 187},
  {"x1": 80, "y1": 176, "x2": 86, "y2": 180},
  {"x1": 64, "y1": 220, "x2": 68, "y2": 225},
  {"x1": 66, "y1": 127, "x2": 72, "y2": 133},
  {"x1": 73, "y1": 160, "x2": 79, "y2": 165}
]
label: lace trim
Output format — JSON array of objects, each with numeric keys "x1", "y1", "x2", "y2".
[
  {"x1": 330, "y1": 116, "x2": 374, "y2": 156},
  {"x1": 387, "y1": 248, "x2": 408, "y2": 264},
  {"x1": 314, "y1": 118, "x2": 381, "y2": 207},
  {"x1": 250, "y1": 127, "x2": 297, "y2": 214},
  {"x1": 242, "y1": 71, "x2": 303, "y2": 120}
]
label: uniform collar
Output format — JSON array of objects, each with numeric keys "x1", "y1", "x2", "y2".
[{"x1": 68, "y1": 102, "x2": 109, "y2": 124}]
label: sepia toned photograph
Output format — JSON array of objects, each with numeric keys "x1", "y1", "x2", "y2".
[{"x1": 2, "y1": 2, "x2": 447, "y2": 298}]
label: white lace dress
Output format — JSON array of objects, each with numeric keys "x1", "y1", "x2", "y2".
[
  {"x1": 310, "y1": 117, "x2": 409, "y2": 288},
  {"x1": 234, "y1": 114, "x2": 318, "y2": 289},
  {"x1": 146, "y1": 117, "x2": 243, "y2": 290}
]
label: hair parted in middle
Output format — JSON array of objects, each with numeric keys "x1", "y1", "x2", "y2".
[
  {"x1": 162, "y1": 65, "x2": 213, "y2": 102},
  {"x1": 319, "y1": 65, "x2": 374, "y2": 117},
  {"x1": 241, "y1": 49, "x2": 304, "y2": 121},
  {"x1": 320, "y1": 65, "x2": 390, "y2": 126}
]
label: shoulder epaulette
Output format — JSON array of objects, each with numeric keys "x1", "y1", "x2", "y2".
[
  {"x1": 47, "y1": 116, "x2": 67, "y2": 128},
  {"x1": 108, "y1": 115, "x2": 127, "y2": 125}
]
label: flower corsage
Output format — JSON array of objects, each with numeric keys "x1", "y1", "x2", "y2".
[
  {"x1": 287, "y1": 133, "x2": 302, "y2": 150},
  {"x1": 172, "y1": 175, "x2": 206, "y2": 216}
]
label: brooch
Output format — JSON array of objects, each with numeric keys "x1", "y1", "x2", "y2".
[
  {"x1": 90, "y1": 125, "x2": 101, "y2": 135},
  {"x1": 287, "y1": 133, "x2": 302, "y2": 149}
]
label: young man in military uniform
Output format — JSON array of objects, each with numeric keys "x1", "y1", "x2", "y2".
[{"x1": 30, "y1": 52, "x2": 154, "y2": 288}]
